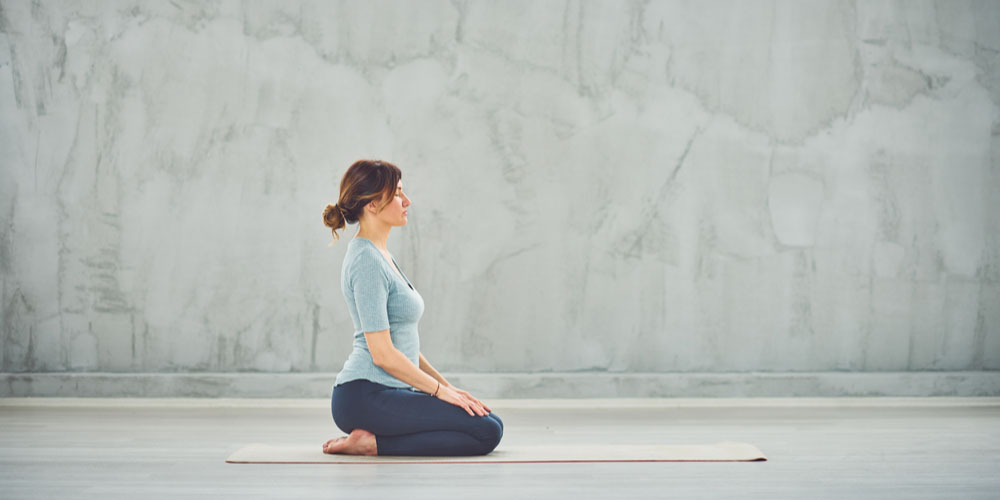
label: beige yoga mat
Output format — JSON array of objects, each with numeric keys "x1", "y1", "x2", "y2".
[{"x1": 226, "y1": 441, "x2": 767, "y2": 464}]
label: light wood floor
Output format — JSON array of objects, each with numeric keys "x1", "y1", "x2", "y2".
[{"x1": 1, "y1": 397, "x2": 998, "y2": 499}]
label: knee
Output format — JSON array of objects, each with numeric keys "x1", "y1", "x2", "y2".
[
  {"x1": 475, "y1": 414, "x2": 503, "y2": 454},
  {"x1": 489, "y1": 413, "x2": 503, "y2": 432}
]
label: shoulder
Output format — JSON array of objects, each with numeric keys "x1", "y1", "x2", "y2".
[{"x1": 345, "y1": 242, "x2": 388, "y2": 280}]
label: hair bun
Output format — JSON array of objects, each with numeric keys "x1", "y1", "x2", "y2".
[{"x1": 322, "y1": 204, "x2": 339, "y2": 228}]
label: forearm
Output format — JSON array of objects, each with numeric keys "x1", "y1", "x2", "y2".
[
  {"x1": 377, "y1": 349, "x2": 443, "y2": 394},
  {"x1": 418, "y1": 352, "x2": 452, "y2": 387}
]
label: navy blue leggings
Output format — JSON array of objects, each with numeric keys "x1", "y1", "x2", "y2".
[{"x1": 331, "y1": 379, "x2": 503, "y2": 456}]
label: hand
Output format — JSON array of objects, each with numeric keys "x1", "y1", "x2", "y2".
[
  {"x1": 434, "y1": 384, "x2": 490, "y2": 417},
  {"x1": 449, "y1": 385, "x2": 492, "y2": 414}
]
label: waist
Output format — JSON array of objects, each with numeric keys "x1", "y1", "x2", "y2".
[{"x1": 334, "y1": 378, "x2": 418, "y2": 393}]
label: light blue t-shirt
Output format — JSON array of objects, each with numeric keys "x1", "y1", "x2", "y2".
[{"x1": 334, "y1": 237, "x2": 425, "y2": 389}]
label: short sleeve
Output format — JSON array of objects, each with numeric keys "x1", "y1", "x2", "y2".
[{"x1": 350, "y1": 251, "x2": 391, "y2": 333}]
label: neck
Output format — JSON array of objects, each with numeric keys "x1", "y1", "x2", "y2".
[{"x1": 356, "y1": 220, "x2": 391, "y2": 250}]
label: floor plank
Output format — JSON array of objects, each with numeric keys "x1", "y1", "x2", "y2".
[{"x1": 1, "y1": 398, "x2": 998, "y2": 499}]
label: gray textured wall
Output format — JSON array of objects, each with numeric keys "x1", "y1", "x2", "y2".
[{"x1": 2, "y1": 1, "x2": 998, "y2": 383}]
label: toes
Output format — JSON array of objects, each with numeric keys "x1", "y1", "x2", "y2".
[{"x1": 323, "y1": 437, "x2": 348, "y2": 454}]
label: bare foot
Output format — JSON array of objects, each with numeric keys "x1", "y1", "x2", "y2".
[{"x1": 321, "y1": 428, "x2": 377, "y2": 456}]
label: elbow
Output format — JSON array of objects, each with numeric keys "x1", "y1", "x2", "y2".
[{"x1": 371, "y1": 351, "x2": 391, "y2": 370}]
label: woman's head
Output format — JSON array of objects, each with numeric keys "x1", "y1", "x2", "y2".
[{"x1": 322, "y1": 159, "x2": 409, "y2": 244}]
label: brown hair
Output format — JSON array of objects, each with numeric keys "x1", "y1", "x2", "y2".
[{"x1": 322, "y1": 159, "x2": 402, "y2": 245}]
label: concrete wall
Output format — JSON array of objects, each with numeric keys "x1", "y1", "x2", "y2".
[{"x1": 2, "y1": 1, "x2": 998, "y2": 396}]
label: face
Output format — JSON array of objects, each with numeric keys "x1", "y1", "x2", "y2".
[{"x1": 367, "y1": 180, "x2": 410, "y2": 227}]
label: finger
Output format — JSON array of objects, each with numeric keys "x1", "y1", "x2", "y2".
[
  {"x1": 472, "y1": 397, "x2": 490, "y2": 413},
  {"x1": 469, "y1": 398, "x2": 485, "y2": 416},
  {"x1": 457, "y1": 397, "x2": 474, "y2": 414},
  {"x1": 464, "y1": 404, "x2": 474, "y2": 417},
  {"x1": 464, "y1": 398, "x2": 483, "y2": 416}
]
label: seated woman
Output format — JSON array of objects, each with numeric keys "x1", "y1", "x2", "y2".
[{"x1": 320, "y1": 159, "x2": 503, "y2": 456}]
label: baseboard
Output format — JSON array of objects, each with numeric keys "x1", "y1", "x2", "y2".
[{"x1": 2, "y1": 371, "x2": 998, "y2": 398}]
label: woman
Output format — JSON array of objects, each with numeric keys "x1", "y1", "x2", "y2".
[{"x1": 319, "y1": 159, "x2": 503, "y2": 456}]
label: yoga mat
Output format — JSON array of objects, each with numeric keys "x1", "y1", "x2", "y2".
[{"x1": 226, "y1": 441, "x2": 767, "y2": 464}]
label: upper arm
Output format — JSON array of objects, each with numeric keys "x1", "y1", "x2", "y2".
[
  {"x1": 350, "y1": 251, "x2": 394, "y2": 365},
  {"x1": 350, "y1": 251, "x2": 391, "y2": 333}
]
